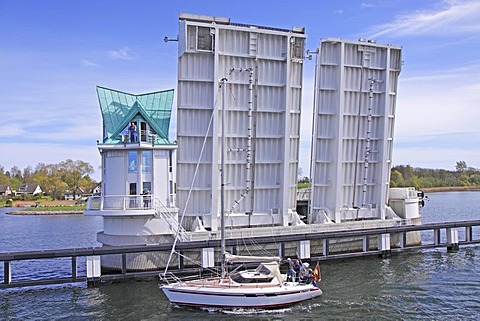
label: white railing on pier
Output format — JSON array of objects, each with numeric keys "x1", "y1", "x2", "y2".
[{"x1": 187, "y1": 217, "x2": 416, "y2": 242}]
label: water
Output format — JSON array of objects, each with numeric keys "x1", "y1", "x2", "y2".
[{"x1": 1, "y1": 191, "x2": 480, "y2": 320}]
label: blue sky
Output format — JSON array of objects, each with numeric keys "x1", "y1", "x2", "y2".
[{"x1": 1, "y1": 0, "x2": 479, "y2": 181}]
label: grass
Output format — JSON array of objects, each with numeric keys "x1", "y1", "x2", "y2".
[
  {"x1": 19, "y1": 205, "x2": 86, "y2": 211},
  {"x1": 297, "y1": 183, "x2": 309, "y2": 189}
]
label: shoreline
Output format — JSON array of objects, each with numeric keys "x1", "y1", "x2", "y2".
[
  {"x1": 421, "y1": 186, "x2": 480, "y2": 193},
  {"x1": 3, "y1": 200, "x2": 84, "y2": 215},
  {"x1": 3, "y1": 186, "x2": 478, "y2": 214},
  {"x1": 7, "y1": 210, "x2": 84, "y2": 215}
]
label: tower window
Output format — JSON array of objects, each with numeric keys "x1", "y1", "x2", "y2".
[
  {"x1": 291, "y1": 37, "x2": 305, "y2": 60},
  {"x1": 128, "y1": 151, "x2": 138, "y2": 173},
  {"x1": 197, "y1": 26, "x2": 213, "y2": 51},
  {"x1": 142, "y1": 151, "x2": 152, "y2": 173}
]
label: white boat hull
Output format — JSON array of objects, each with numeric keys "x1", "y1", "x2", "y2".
[{"x1": 161, "y1": 282, "x2": 322, "y2": 309}]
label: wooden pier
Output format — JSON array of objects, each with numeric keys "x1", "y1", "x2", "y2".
[{"x1": 1, "y1": 220, "x2": 480, "y2": 289}]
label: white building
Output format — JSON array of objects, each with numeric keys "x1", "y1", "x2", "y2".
[
  {"x1": 309, "y1": 38, "x2": 403, "y2": 223},
  {"x1": 175, "y1": 13, "x2": 307, "y2": 231}
]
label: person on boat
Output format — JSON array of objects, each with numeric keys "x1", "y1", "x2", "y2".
[
  {"x1": 286, "y1": 258, "x2": 295, "y2": 282},
  {"x1": 128, "y1": 122, "x2": 137, "y2": 143},
  {"x1": 300, "y1": 262, "x2": 309, "y2": 283},
  {"x1": 293, "y1": 259, "x2": 301, "y2": 282},
  {"x1": 305, "y1": 267, "x2": 314, "y2": 285}
]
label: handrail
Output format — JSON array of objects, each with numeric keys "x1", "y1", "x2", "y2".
[
  {"x1": 86, "y1": 195, "x2": 173, "y2": 211},
  {"x1": 152, "y1": 198, "x2": 189, "y2": 242},
  {"x1": 84, "y1": 195, "x2": 188, "y2": 242},
  {"x1": 2, "y1": 219, "x2": 480, "y2": 289}
]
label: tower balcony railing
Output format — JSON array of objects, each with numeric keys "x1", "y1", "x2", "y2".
[
  {"x1": 85, "y1": 195, "x2": 175, "y2": 211},
  {"x1": 120, "y1": 132, "x2": 158, "y2": 145}
]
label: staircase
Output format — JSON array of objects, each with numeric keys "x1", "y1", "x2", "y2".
[{"x1": 152, "y1": 198, "x2": 189, "y2": 242}]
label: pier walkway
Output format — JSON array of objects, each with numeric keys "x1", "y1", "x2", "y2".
[{"x1": 1, "y1": 220, "x2": 480, "y2": 289}]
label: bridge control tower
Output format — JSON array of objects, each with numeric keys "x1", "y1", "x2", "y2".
[{"x1": 84, "y1": 86, "x2": 178, "y2": 271}]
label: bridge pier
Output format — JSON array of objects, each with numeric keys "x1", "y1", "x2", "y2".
[
  {"x1": 362, "y1": 236, "x2": 370, "y2": 252},
  {"x1": 3, "y1": 261, "x2": 11, "y2": 285},
  {"x1": 297, "y1": 240, "x2": 311, "y2": 259},
  {"x1": 86, "y1": 256, "x2": 101, "y2": 287},
  {"x1": 201, "y1": 248, "x2": 215, "y2": 268},
  {"x1": 446, "y1": 228, "x2": 459, "y2": 252},
  {"x1": 377, "y1": 234, "x2": 391, "y2": 257},
  {"x1": 465, "y1": 226, "x2": 472, "y2": 242},
  {"x1": 434, "y1": 229, "x2": 441, "y2": 245},
  {"x1": 323, "y1": 239, "x2": 330, "y2": 256}
]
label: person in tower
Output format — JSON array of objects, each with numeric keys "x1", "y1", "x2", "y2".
[
  {"x1": 142, "y1": 189, "x2": 151, "y2": 208},
  {"x1": 128, "y1": 122, "x2": 137, "y2": 143}
]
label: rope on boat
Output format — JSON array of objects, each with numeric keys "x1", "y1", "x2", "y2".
[{"x1": 163, "y1": 87, "x2": 222, "y2": 275}]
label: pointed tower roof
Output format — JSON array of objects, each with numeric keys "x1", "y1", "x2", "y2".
[{"x1": 96, "y1": 86, "x2": 174, "y2": 145}]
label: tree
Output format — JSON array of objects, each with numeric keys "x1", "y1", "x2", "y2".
[
  {"x1": 32, "y1": 163, "x2": 66, "y2": 200},
  {"x1": 23, "y1": 166, "x2": 33, "y2": 184},
  {"x1": 59, "y1": 159, "x2": 94, "y2": 199},
  {"x1": 456, "y1": 161, "x2": 467, "y2": 173},
  {"x1": 390, "y1": 169, "x2": 405, "y2": 187},
  {"x1": 10, "y1": 166, "x2": 22, "y2": 181}
]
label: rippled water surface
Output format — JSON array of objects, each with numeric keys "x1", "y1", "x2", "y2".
[{"x1": 1, "y1": 191, "x2": 480, "y2": 320}]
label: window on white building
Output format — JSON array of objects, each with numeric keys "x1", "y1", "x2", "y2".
[
  {"x1": 197, "y1": 26, "x2": 213, "y2": 51},
  {"x1": 128, "y1": 151, "x2": 138, "y2": 173},
  {"x1": 142, "y1": 151, "x2": 152, "y2": 173}
]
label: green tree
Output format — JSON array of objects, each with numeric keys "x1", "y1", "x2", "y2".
[
  {"x1": 32, "y1": 163, "x2": 66, "y2": 200},
  {"x1": 469, "y1": 173, "x2": 480, "y2": 185},
  {"x1": 390, "y1": 169, "x2": 405, "y2": 187},
  {"x1": 59, "y1": 159, "x2": 94, "y2": 199}
]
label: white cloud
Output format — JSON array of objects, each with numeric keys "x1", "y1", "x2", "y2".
[
  {"x1": 361, "y1": 3, "x2": 375, "y2": 8},
  {"x1": 333, "y1": 9, "x2": 344, "y2": 15},
  {"x1": 108, "y1": 46, "x2": 133, "y2": 60},
  {"x1": 368, "y1": 0, "x2": 480, "y2": 38},
  {"x1": 2, "y1": 124, "x2": 26, "y2": 137},
  {"x1": 395, "y1": 63, "x2": 480, "y2": 140},
  {"x1": 82, "y1": 59, "x2": 99, "y2": 67}
]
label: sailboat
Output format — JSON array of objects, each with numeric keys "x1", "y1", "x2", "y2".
[{"x1": 159, "y1": 78, "x2": 322, "y2": 309}]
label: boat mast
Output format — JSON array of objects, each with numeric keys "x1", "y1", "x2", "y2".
[{"x1": 220, "y1": 77, "x2": 227, "y2": 279}]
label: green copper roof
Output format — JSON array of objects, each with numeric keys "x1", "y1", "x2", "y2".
[{"x1": 96, "y1": 86, "x2": 174, "y2": 145}]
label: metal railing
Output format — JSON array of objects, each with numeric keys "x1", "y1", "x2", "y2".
[
  {"x1": 86, "y1": 195, "x2": 175, "y2": 211},
  {"x1": 85, "y1": 195, "x2": 187, "y2": 241},
  {"x1": 152, "y1": 198, "x2": 189, "y2": 242},
  {"x1": 2, "y1": 219, "x2": 480, "y2": 289}
]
